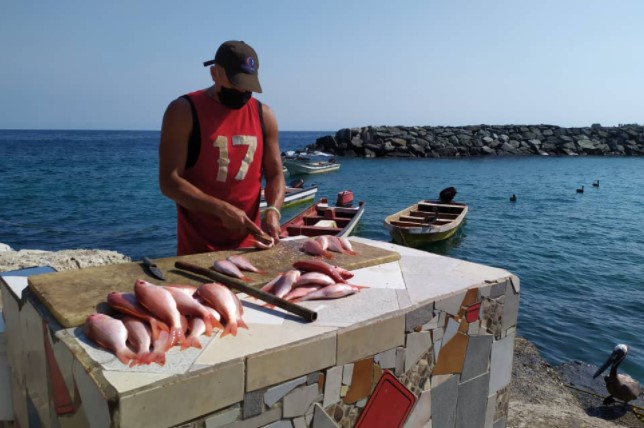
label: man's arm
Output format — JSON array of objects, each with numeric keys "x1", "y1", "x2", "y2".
[
  {"x1": 159, "y1": 97, "x2": 264, "y2": 237},
  {"x1": 260, "y1": 103, "x2": 285, "y2": 240}
]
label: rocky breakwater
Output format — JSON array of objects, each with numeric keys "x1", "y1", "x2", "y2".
[{"x1": 307, "y1": 124, "x2": 644, "y2": 158}]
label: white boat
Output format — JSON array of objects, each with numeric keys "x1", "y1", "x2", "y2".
[
  {"x1": 260, "y1": 185, "x2": 318, "y2": 210},
  {"x1": 282, "y1": 157, "x2": 340, "y2": 175}
]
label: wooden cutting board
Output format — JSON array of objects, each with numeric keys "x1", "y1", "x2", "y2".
[{"x1": 28, "y1": 238, "x2": 400, "y2": 328}]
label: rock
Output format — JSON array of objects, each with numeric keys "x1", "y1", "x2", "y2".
[
  {"x1": 0, "y1": 243, "x2": 14, "y2": 252},
  {"x1": 0, "y1": 248, "x2": 130, "y2": 272}
]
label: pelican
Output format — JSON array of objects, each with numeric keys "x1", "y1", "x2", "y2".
[
  {"x1": 576, "y1": 185, "x2": 584, "y2": 193},
  {"x1": 510, "y1": 194, "x2": 517, "y2": 202},
  {"x1": 592, "y1": 180, "x2": 600, "y2": 187},
  {"x1": 593, "y1": 344, "x2": 642, "y2": 405}
]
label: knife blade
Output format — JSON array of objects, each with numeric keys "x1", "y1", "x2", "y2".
[{"x1": 142, "y1": 257, "x2": 165, "y2": 281}]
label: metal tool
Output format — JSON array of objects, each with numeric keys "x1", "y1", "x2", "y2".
[
  {"x1": 175, "y1": 261, "x2": 318, "y2": 322},
  {"x1": 142, "y1": 257, "x2": 165, "y2": 281}
]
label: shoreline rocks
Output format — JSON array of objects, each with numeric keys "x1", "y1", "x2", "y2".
[{"x1": 306, "y1": 124, "x2": 644, "y2": 158}]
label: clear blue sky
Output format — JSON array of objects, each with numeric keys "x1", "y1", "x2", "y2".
[{"x1": 1, "y1": 1, "x2": 642, "y2": 131}]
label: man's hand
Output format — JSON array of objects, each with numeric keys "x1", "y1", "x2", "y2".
[
  {"x1": 217, "y1": 202, "x2": 263, "y2": 237},
  {"x1": 262, "y1": 210, "x2": 281, "y2": 243}
]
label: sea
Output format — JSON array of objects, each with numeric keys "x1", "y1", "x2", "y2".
[{"x1": 1, "y1": 129, "x2": 643, "y2": 383}]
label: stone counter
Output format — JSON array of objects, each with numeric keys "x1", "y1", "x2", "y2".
[{"x1": 0, "y1": 238, "x2": 519, "y2": 428}]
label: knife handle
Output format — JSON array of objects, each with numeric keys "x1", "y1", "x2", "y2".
[
  {"x1": 142, "y1": 257, "x2": 154, "y2": 267},
  {"x1": 175, "y1": 261, "x2": 318, "y2": 323}
]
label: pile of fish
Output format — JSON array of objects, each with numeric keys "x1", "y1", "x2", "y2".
[
  {"x1": 84, "y1": 279, "x2": 248, "y2": 367},
  {"x1": 260, "y1": 259, "x2": 365, "y2": 303},
  {"x1": 300, "y1": 235, "x2": 357, "y2": 259}
]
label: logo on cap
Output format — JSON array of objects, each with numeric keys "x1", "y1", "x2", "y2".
[{"x1": 241, "y1": 57, "x2": 256, "y2": 73}]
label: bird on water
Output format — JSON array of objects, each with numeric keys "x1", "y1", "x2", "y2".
[
  {"x1": 593, "y1": 180, "x2": 600, "y2": 187},
  {"x1": 593, "y1": 344, "x2": 642, "y2": 406},
  {"x1": 510, "y1": 194, "x2": 517, "y2": 202},
  {"x1": 576, "y1": 185, "x2": 584, "y2": 193}
]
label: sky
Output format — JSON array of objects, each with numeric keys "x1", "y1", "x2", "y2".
[{"x1": 1, "y1": 1, "x2": 643, "y2": 131}]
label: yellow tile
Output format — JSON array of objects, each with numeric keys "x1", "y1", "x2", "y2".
[
  {"x1": 432, "y1": 332, "x2": 469, "y2": 375},
  {"x1": 336, "y1": 313, "x2": 404, "y2": 365},
  {"x1": 118, "y1": 359, "x2": 244, "y2": 428},
  {"x1": 247, "y1": 332, "x2": 336, "y2": 392}
]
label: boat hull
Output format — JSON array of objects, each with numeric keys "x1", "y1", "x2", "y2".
[
  {"x1": 383, "y1": 200, "x2": 468, "y2": 247},
  {"x1": 282, "y1": 159, "x2": 340, "y2": 175},
  {"x1": 281, "y1": 198, "x2": 365, "y2": 238},
  {"x1": 260, "y1": 186, "x2": 318, "y2": 210}
]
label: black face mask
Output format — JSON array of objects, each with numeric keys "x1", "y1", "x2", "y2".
[{"x1": 218, "y1": 86, "x2": 252, "y2": 109}]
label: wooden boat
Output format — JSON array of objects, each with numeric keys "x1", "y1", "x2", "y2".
[
  {"x1": 260, "y1": 185, "x2": 318, "y2": 210},
  {"x1": 282, "y1": 156, "x2": 340, "y2": 175},
  {"x1": 384, "y1": 199, "x2": 468, "y2": 247},
  {"x1": 280, "y1": 193, "x2": 365, "y2": 238}
]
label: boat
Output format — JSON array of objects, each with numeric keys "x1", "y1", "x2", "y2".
[
  {"x1": 260, "y1": 182, "x2": 318, "y2": 210},
  {"x1": 280, "y1": 191, "x2": 365, "y2": 238},
  {"x1": 282, "y1": 151, "x2": 340, "y2": 175},
  {"x1": 383, "y1": 187, "x2": 468, "y2": 247}
]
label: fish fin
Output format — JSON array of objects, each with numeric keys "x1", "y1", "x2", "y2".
[
  {"x1": 150, "y1": 350, "x2": 166, "y2": 366},
  {"x1": 238, "y1": 318, "x2": 249, "y2": 331},
  {"x1": 221, "y1": 322, "x2": 238, "y2": 337},
  {"x1": 182, "y1": 336, "x2": 202, "y2": 350},
  {"x1": 344, "y1": 249, "x2": 358, "y2": 256}
]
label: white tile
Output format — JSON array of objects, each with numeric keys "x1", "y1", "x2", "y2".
[
  {"x1": 404, "y1": 388, "x2": 431, "y2": 428},
  {"x1": 73, "y1": 362, "x2": 111, "y2": 428},
  {"x1": 403, "y1": 272, "x2": 474, "y2": 306},
  {"x1": 405, "y1": 332, "x2": 432, "y2": 372},
  {"x1": 0, "y1": 276, "x2": 29, "y2": 300},
  {"x1": 322, "y1": 365, "x2": 343, "y2": 408},
  {"x1": 349, "y1": 262, "x2": 406, "y2": 290},
  {"x1": 489, "y1": 332, "x2": 516, "y2": 394},
  {"x1": 103, "y1": 371, "x2": 174, "y2": 393},
  {"x1": 264, "y1": 376, "x2": 308, "y2": 407},
  {"x1": 452, "y1": 260, "x2": 512, "y2": 282},
  {"x1": 283, "y1": 383, "x2": 319, "y2": 418},
  {"x1": 442, "y1": 317, "x2": 460, "y2": 345},
  {"x1": 0, "y1": 355, "x2": 11, "y2": 419},
  {"x1": 342, "y1": 364, "x2": 353, "y2": 385}
]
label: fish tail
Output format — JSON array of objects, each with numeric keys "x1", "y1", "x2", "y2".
[
  {"x1": 203, "y1": 316, "x2": 214, "y2": 336},
  {"x1": 116, "y1": 349, "x2": 137, "y2": 366},
  {"x1": 149, "y1": 350, "x2": 166, "y2": 366},
  {"x1": 222, "y1": 322, "x2": 238, "y2": 337},
  {"x1": 168, "y1": 327, "x2": 186, "y2": 350},
  {"x1": 344, "y1": 249, "x2": 358, "y2": 256},
  {"x1": 182, "y1": 335, "x2": 202, "y2": 350},
  {"x1": 242, "y1": 276, "x2": 252, "y2": 283}
]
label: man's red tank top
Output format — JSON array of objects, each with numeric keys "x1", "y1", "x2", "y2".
[{"x1": 176, "y1": 90, "x2": 264, "y2": 255}]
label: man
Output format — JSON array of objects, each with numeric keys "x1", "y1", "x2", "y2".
[{"x1": 159, "y1": 40, "x2": 285, "y2": 256}]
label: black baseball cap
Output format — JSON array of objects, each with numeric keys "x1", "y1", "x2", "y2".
[{"x1": 203, "y1": 40, "x2": 262, "y2": 93}]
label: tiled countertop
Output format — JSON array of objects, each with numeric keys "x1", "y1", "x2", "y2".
[{"x1": 48, "y1": 237, "x2": 516, "y2": 427}]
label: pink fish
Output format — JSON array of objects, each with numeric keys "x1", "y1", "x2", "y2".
[
  {"x1": 213, "y1": 260, "x2": 251, "y2": 281},
  {"x1": 271, "y1": 269, "x2": 301, "y2": 299},
  {"x1": 327, "y1": 235, "x2": 357, "y2": 255},
  {"x1": 147, "y1": 330, "x2": 168, "y2": 366},
  {"x1": 227, "y1": 254, "x2": 264, "y2": 273},
  {"x1": 294, "y1": 272, "x2": 336, "y2": 288},
  {"x1": 134, "y1": 279, "x2": 186, "y2": 350},
  {"x1": 197, "y1": 283, "x2": 248, "y2": 337},
  {"x1": 301, "y1": 239, "x2": 334, "y2": 259},
  {"x1": 314, "y1": 235, "x2": 329, "y2": 250},
  {"x1": 339, "y1": 237, "x2": 356, "y2": 254},
  {"x1": 333, "y1": 265, "x2": 354, "y2": 280},
  {"x1": 122, "y1": 316, "x2": 151, "y2": 366},
  {"x1": 106, "y1": 292, "x2": 170, "y2": 341},
  {"x1": 184, "y1": 318, "x2": 205, "y2": 350},
  {"x1": 260, "y1": 273, "x2": 284, "y2": 293},
  {"x1": 293, "y1": 259, "x2": 346, "y2": 283},
  {"x1": 163, "y1": 284, "x2": 198, "y2": 296},
  {"x1": 284, "y1": 284, "x2": 324, "y2": 301},
  {"x1": 85, "y1": 313, "x2": 137, "y2": 365},
  {"x1": 292, "y1": 284, "x2": 360, "y2": 302},
  {"x1": 163, "y1": 286, "x2": 222, "y2": 336}
]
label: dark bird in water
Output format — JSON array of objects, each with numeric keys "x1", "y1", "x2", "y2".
[
  {"x1": 593, "y1": 344, "x2": 642, "y2": 406},
  {"x1": 510, "y1": 194, "x2": 517, "y2": 202},
  {"x1": 576, "y1": 185, "x2": 584, "y2": 193},
  {"x1": 439, "y1": 186, "x2": 457, "y2": 204},
  {"x1": 592, "y1": 180, "x2": 600, "y2": 187}
]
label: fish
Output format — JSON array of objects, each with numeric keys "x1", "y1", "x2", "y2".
[
  {"x1": 227, "y1": 254, "x2": 264, "y2": 273},
  {"x1": 284, "y1": 284, "x2": 324, "y2": 301},
  {"x1": 134, "y1": 279, "x2": 186, "y2": 350},
  {"x1": 333, "y1": 265, "x2": 354, "y2": 280},
  {"x1": 122, "y1": 316, "x2": 152, "y2": 366},
  {"x1": 197, "y1": 283, "x2": 248, "y2": 337},
  {"x1": 314, "y1": 235, "x2": 329, "y2": 251},
  {"x1": 302, "y1": 239, "x2": 334, "y2": 259},
  {"x1": 106, "y1": 291, "x2": 170, "y2": 341},
  {"x1": 338, "y1": 237, "x2": 357, "y2": 254},
  {"x1": 294, "y1": 272, "x2": 336, "y2": 288},
  {"x1": 162, "y1": 284, "x2": 198, "y2": 296},
  {"x1": 252, "y1": 231, "x2": 275, "y2": 249},
  {"x1": 147, "y1": 330, "x2": 169, "y2": 366},
  {"x1": 270, "y1": 269, "x2": 301, "y2": 299},
  {"x1": 163, "y1": 286, "x2": 222, "y2": 336},
  {"x1": 184, "y1": 318, "x2": 205, "y2": 350},
  {"x1": 85, "y1": 313, "x2": 137, "y2": 365},
  {"x1": 260, "y1": 273, "x2": 284, "y2": 294},
  {"x1": 327, "y1": 235, "x2": 357, "y2": 255},
  {"x1": 213, "y1": 260, "x2": 251, "y2": 281},
  {"x1": 292, "y1": 283, "x2": 360, "y2": 302},
  {"x1": 293, "y1": 259, "x2": 346, "y2": 283}
]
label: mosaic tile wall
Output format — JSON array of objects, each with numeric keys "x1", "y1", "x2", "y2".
[{"x1": 1, "y1": 273, "x2": 519, "y2": 428}]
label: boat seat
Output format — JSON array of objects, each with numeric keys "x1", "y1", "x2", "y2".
[
  {"x1": 286, "y1": 225, "x2": 342, "y2": 236},
  {"x1": 314, "y1": 220, "x2": 337, "y2": 228}
]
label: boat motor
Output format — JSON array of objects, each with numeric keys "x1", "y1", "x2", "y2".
[{"x1": 336, "y1": 190, "x2": 354, "y2": 207}]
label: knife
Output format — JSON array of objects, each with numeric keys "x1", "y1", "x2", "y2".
[{"x1": 142, "y1": 257, "x2": 165, "y2": 281}]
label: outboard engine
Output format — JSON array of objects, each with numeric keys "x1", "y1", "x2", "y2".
[
  {"x1": 288, "y1": 178, "x2": 304, "y2": 189},
  {"x1": 336, "y1": 190, "x2": 354, "y2": 207},
  {"x1": 439, "y1": 187, "x2": 457, "y2": 203}
]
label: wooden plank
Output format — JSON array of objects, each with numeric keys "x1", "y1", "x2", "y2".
[{"x1": 28, "y1": 238, "x2": 400, "y2": 329}]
